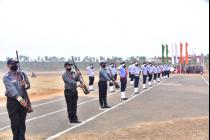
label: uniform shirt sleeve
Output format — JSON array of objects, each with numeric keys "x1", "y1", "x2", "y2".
[
  {"x1": 62, "y1": 73, "x2": 76, "y2": 86},
  {"x1": 76, "y1": 75, "x2": 82, "y2": 83},
  {"x1": 101, "y1": 69, "x2": 111, "y2": 81},
  {"x1": 3, "y1": 76, "x2": 18, "y2": 97}
]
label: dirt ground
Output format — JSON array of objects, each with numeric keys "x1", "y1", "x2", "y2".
[
  {"x1": 1, "y1": 71, "x2": 208, "y2": 105},
  {"x1": 0, "y1": 71, "x2": 99, "y2": 106},
  {"x1": 56, "y1": 117, "x2": 209, "y2": 140},
  {"x1": 0, "y1": 117, "x2": 208, "y2": 140}
]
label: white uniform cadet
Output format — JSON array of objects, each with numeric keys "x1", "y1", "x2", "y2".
[
  {"x1": 128, "y1": 64, "x2": 135, "y2": 85},
  {"x1": 141, "y1": 63, "x2": 148, "y2": 89},
  {"x1": 86, "y1": 65, "x2": 95, "y2": 91},
  {"x1": 133, "y1": 63, "x2": 141, "y2": 93},
  {"x1": 108, "y1": 64, "x2": 117, "y2": 92},
  {"x1": 157, "y1": 65, "x2": 161, "y2": 82},
  {"x1": 148, "y1": 64, "x2": 154, "y2": 86},
  {"x1": 153, "y1": 65, "x2": 158, "y2": 84}
]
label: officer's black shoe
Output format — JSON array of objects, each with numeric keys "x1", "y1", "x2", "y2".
[
  {"x1": 100, "y1": 106, "x2": 105, "y2": 109},
  {"x1": 71, "y1": 120, "x2": 82, "y2": 123},
  {"x1": 121, "y1": 98, "x2": 128, "y2": 100},
  {"x1": 103, "y1": 105, "x2": 111, "y2": 108}
]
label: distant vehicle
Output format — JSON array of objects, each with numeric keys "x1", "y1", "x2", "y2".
[{"x1": 31, "y1": 72, "x2": 37, "y2": 77}]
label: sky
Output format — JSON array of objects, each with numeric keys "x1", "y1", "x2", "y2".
[{"x1": 0, "y1": 0, "x2": 209, "y2": 61}]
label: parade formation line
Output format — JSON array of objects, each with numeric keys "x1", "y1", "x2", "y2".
[
  {"x1": 46, "y1": 78, "x2": 170, "y2": 140},
  {"x1": 0, "y1": 86, "x2": 131, "y2": 131}
]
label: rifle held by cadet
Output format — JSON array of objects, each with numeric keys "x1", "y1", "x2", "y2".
[
  {"x1": 108, "y1": 67, "x2": 120, "y2": 89},
  {"x1": 71, "y1": 56, "x2": 90, "y2": 95},
  {"x1": 16, "y1": 50, "x2": 33, "y2": 113}
]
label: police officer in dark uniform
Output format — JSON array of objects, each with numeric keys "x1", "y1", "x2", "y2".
[
  {"x1": 3, "y1": 58, "x2": 30, "y2": 140},
  {"x1": 98, "y1": 61, "x2": 112, "y2": 109},
  {"x1": 62, "y1": 61, "x2": 83, "y2": 124}
]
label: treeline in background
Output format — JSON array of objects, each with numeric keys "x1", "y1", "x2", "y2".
[{"x1": 0, "y1": 56, "x2": 147, "y2": 71}]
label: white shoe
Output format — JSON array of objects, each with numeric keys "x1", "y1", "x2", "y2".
[
  {"x1": 148, "y1": 81, "x2": 152, "y2": 86},
  {"x1": 120, "y1": 92, "x2": 126, "y2": 99},
  {"x1": 89, "y1": 85, "x2": 94, "y2": 91},
  {"x1": 109, "y1": 86, "x2": 115, "y2": 93},
  {"x1": 157, "y1": 78, "x2": 160, "y2": 82},
  {"x1": 134, "y1": 88, "x2": 139, "y2": 94},
  {"x1": 130, "y1": 81, "x2": 134, "y2": 85},
  {"x1": 154, "y1": 80, "x2": 156, "y2": 84},
  {"x1": 143, "y1": 84, "x2": 147, "y2": 89}
]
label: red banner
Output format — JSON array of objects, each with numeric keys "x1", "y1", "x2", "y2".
[
  {"x1": 180, "y1": 42, "x2": 184, "y2": 64},
  {"x1": 185, "y1": 42, "x2": 189, "y2": 64}
]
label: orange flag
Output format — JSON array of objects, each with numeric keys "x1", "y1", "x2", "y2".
[
  {"x1": 180, "y1": 42, "x2": 184, "y2": 64},
  {"x1": 185, "y1": 42, "x2": 189, "y2": 64}
]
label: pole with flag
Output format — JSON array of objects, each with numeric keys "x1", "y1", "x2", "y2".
[
  {"x1": 180, "y1": 42, "x2": 184, "y2": 74},
  {"x1": 162, "y1": 44, "x2": 165, "y2": 64},
  {"x1": 171, "y1": 43, "x2": 175, "y2": 65},
  {"x1": 175, "y1": 43, "x2": 179, "y2": 64},
  {"x1": 185, "y1": 42, "x2": 189, "y2": 65},
  {"x1": 166, "y1": 44, "x2": 169, "y2": 64}
]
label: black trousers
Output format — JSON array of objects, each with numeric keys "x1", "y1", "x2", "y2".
[
  {"x1": 158, "y1": 73, "x2": 161, "y2": 78},
  {"x1": 120, "y1": 78, "x2": 127, "y2": 92},
  {"x1": 98, "y1": 81, "x2": 108, "y2": 106},
  {"x1": 109, "y1": 74, "x2": 118, "y2": 87},
  {"x1": 164, "y1": 71, "x2": 167, "y2": 76},
  {"x1": 154, "y1": 74, "x2": 157, "y2": 80},
  {"x1": 162, "y1": 71, "x2": 164, "y2": 77},
  {"x1": 148, "y1": 74, "x2": 153, "y2": 81},
  {"x1": 7, "y1": 97, "x2": 27, "y2": 140},
  {"x1": 143, "y1": 75, "x2": 147, "y2": 84},
  {"x1": 89, "y1": 76, "x2": 94, "y2": 86},
  {"x1": 114, "y1": 74, "x2": 117, "y2": 80},
  {"x1": 130, "y1": 74, "x2": 134, "y2": 81},
  {"x1": 64, "y1": 89, "x2": 78, "y2": 122},
  {"x1": 167, "y1": 70, "x2": 170, "y2": 77},
  {"x1": 134, "y1": 76, "x2": 140, "y2": 88}
]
